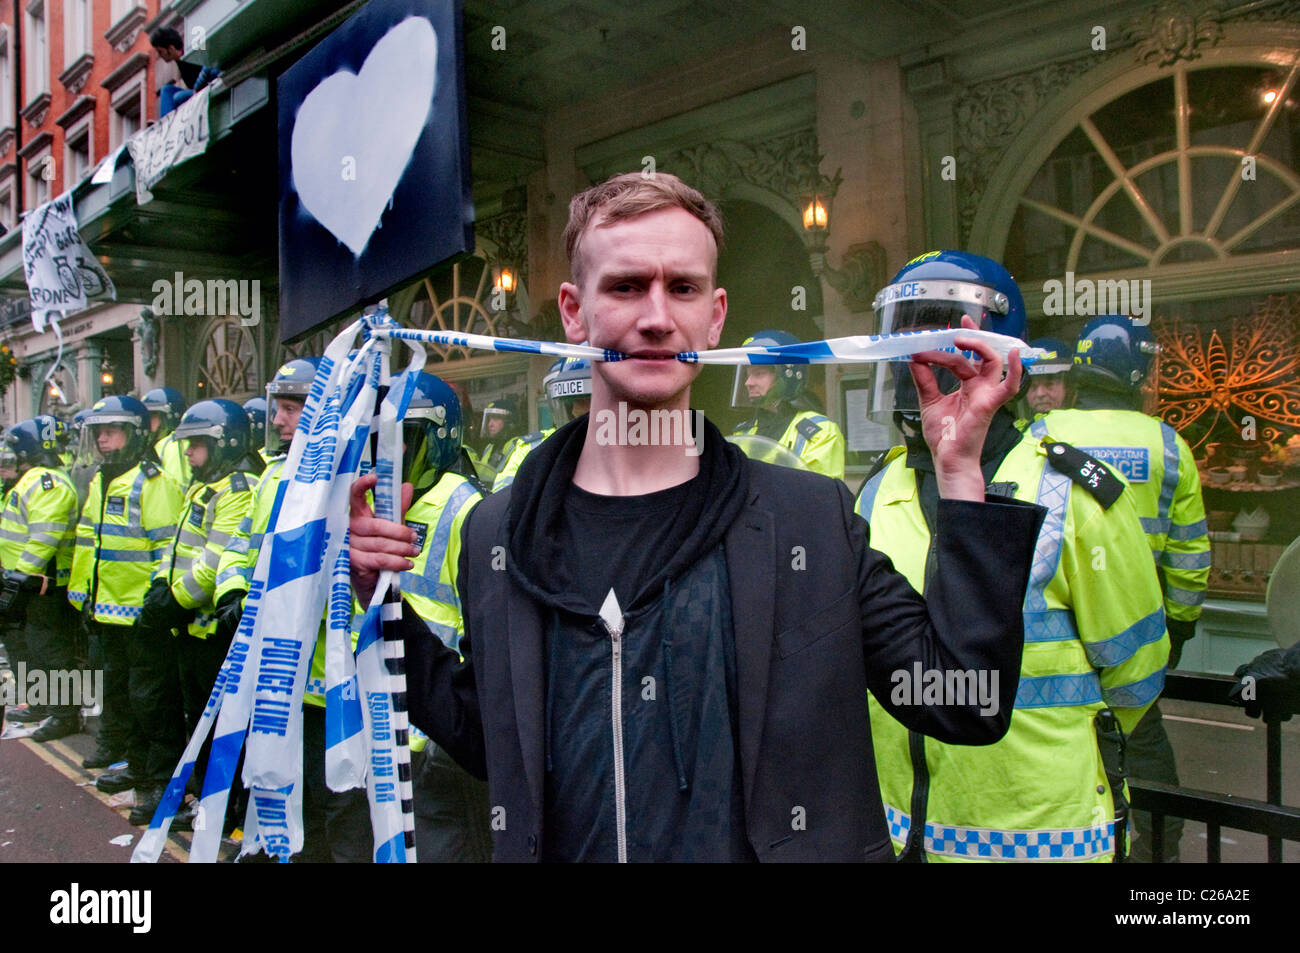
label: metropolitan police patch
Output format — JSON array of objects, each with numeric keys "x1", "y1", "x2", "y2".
[
  {"x1": 405, "y1": 520, "x2": 428, "y2": 553},
  {"x1": 106, "y1": 496, "x2": 125, "y2": 517},
  {"x1": 1080, "y1": 446, "x2": 1150, "y2": 483},
  {"x1": 189, "y1": 502, "x2": 205, "y2": 527}
]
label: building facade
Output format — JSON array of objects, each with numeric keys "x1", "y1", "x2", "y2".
[{"x1": 0, "y1": 0, "x2": 1293, "y2": 668}]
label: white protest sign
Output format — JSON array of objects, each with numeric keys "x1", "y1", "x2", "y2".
[
  {"x1": 21, "y1": 191, "x2": 116, "y2": 331},
  {"x1": 125, "y1": 85, "x2": 212, "y2": 204}
]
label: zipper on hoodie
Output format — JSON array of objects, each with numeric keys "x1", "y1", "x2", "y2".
[{"x1": 598, "y1": 590, "x2": 628, "y2": 863}]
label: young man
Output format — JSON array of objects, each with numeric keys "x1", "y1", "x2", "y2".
[
  {"x1": 349, "y1": 172, "x2": 1045, "y2": 862},
  {"x1": 730, "y1": 329, "x2": 846, "y2": 480},
  {"x1": 150, "y1": 27, "x2": 218, "y2": 116}
]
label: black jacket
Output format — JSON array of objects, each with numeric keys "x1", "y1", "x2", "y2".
[{"x1": 403, "y1": 416, "x2": 1045, "y2": 861}]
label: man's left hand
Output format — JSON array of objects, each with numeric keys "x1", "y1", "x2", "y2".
[{"x1": 909, "y1": 314, "x2": 1023, "y2": 501}]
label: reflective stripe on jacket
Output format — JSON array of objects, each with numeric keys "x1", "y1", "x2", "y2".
[
  {"x1": 68, "y1": 461, "x2": 185, "y2": 625},
  {"x1": 0, "y1": 466, "x2": 79, "y2": 584},
  {"x1": 157, "y1": 469, "x2": 254, "y2": 638},
  {"x1": 1039, "y1": 407, "x2": 1209, "y2": 622}
]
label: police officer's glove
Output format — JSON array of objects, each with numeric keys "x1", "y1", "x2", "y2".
[
  {"x1": 0, "y1": 570, "x2": 43, "y2": 619},
  {"x1": 135, "y1": 579, "x2": 195, "y2": 636},
  {"x1": 214, "y1": 589, "x2": 246, "y2": 642},
  {"x1": 1228, "y1": 644, "x2": 1300, "y2": 722}
]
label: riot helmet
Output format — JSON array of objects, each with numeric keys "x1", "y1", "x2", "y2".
[
  {"x1": 173, "y1": 399, "x2": 250, "y2": 484},
  {"x1": 543, "y1": 357, "x2": 593, "y2": 427}
]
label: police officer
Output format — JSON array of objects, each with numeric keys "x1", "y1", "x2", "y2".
[
  {"x1": 394, "y1": 372, "x2": 490, "y2": 861},
  {"x1": 491, "y1": 358, "x2": 593, "y2": 493},
  {"x1": 0, "y1": 417, "x2": 81, "y2": 740},
  {"x1": 1022, "y1": 336, "x2": 1074, "y2": 418},
  {"x1": 475, "y1": 396, "x2": 524, "y2": 480},
  {"x1": 855, "y1": 251, "x2": 1169, "y2": 862},
  {"x1": 730, "y1": 330, "x2": 845, "y2": 480},
  {"x1": 132, "y1": 399, "x2": 255, "y2": 826},
  {"x1": 213, "y1": 357, "x2": 374, "y2": 859},
  {"x1": 1040, "y1": 315, "x2": 1210, "y2": 862},
  {"x1": 68, "y1": 396, "x2": 185, "y2": 777},
  {"x1": 142, "y1": 387, "x2": 191, "y2": 488}
]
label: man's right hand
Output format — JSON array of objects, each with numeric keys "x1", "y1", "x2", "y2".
[{"x1": 349, "y1": 473, "x2": 417, "y2": 605}]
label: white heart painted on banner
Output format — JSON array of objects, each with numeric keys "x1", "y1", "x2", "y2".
[{"x1": 291, "y1": 16, "x2": 438, "y2": 256}]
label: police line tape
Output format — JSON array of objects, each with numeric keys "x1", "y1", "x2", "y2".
[
  {"x1": 378, "y1": 325, "x2": 1048, "y2": 366},
  {"x1": 134, "y1": 311, "x2": 421, "y2": 862}
]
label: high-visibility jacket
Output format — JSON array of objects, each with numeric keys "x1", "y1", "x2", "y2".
[
  {"x1": 69, "y1": 460, "x2": 185, "y2": 625},
  {"x1": 0, "y1": 465, "x2": 79, "y2": 586},
  {"x1": 1040, "y1": 407, "x2": 1209, "y2": 623},
  {"x1": 491, "y1": 430, "x2": 553, "y2": 493},
  {"x1": 733, "y1": 409, "x2": 845, "y2": 481},
  {"x1": 214, "y1": 457, "x2": 283, "y2": 605},
  {"x1": 475, "y1": 436, "x2": 523, "y2": 476},
  {"x1": 156, "y1": 469, "x2": 254, "y2": 638},
  {"x1": 155, "y1": 432, "x2": 192, "y2": 490},
  {"x1": 854, "y1": 419, "x2": 1168, "y2": 862},
  {"x1": 395, "y1": 472, "x2": 480, "y2": 657}
]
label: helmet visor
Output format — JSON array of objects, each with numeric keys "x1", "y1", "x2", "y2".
[
  {"x1": 870, "y1": 286, "x2": 1001, "y2": 416},
  {"x1": 84, "y1": 421, "x2": 142, "y2": 464},
  {"x1": 265, "y1": 389, "x2": 305, "y2": 457},
  {"x1": 731, "y1": 365, "x2": 784, "y2": 409}
]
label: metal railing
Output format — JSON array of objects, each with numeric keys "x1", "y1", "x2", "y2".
[{"x1": 1129, "y1": 671, "x2": 1298, "y2": 862}]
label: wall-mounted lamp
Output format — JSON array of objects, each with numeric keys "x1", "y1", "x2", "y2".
[{"x1": 496, "y1": 267, "x2": 517, "y2": 295}]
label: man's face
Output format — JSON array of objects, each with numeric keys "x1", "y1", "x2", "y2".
[
  {"x1": 1027, "y1": 375, "x2": 1068, "y2": 414},
  {"x1": 558, "y1": 207, "x2": 726, "y2": 411},
  {"x1": 485, "y1": 416, "x2": 505, "y2": 438},
  {"x1": 153, "y1": 44, "x2": 181, "y2": 63},
  {"x1": 746, "y1": 368, "x2": 776, "y2": 402},
  {"x1": 96, "y1": 424, "x2": 128, "y2": 454},
  {"x1": 272, "y1": 398, "x2": 304, "y2": 443},
  {"x1": 149, "y1": 411, "x2": 164, "y2": 434},
  {"x1": 184, "y1": 439, "x2": 209, "y2": 469}
]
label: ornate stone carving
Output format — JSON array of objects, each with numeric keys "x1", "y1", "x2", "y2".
[
  {"x1": 136, "y1": 307, "x2": 159, "y2": 378},
  {"x1": 952, "y1": 57, "x2": 1099, "y2": 244},
  {"x1": 822, "y1": 242, "x2": 888, "y2": 313},
  {"x1": 1121, "y1": 1, "x2": 1223, "y2": 65},
  {"x1": 661, "y1": 130, "x2": 837, "y2": 207}
]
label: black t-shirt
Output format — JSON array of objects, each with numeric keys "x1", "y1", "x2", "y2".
[{"x1": 560, "y1": 476, "x2": 698, "y2": 614}]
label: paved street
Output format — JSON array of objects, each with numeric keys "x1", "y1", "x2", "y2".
[
  {"x1": 1, "y1": 696, "x2": 1295, "y2": 864},
  {"x1": 0, "y1": 716, "x2": 239, "y2": 863}
]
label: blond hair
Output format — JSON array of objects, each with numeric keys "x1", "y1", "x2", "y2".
[{"x1": 563, "y1": 172, "x2": 725, "y2": 287}]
